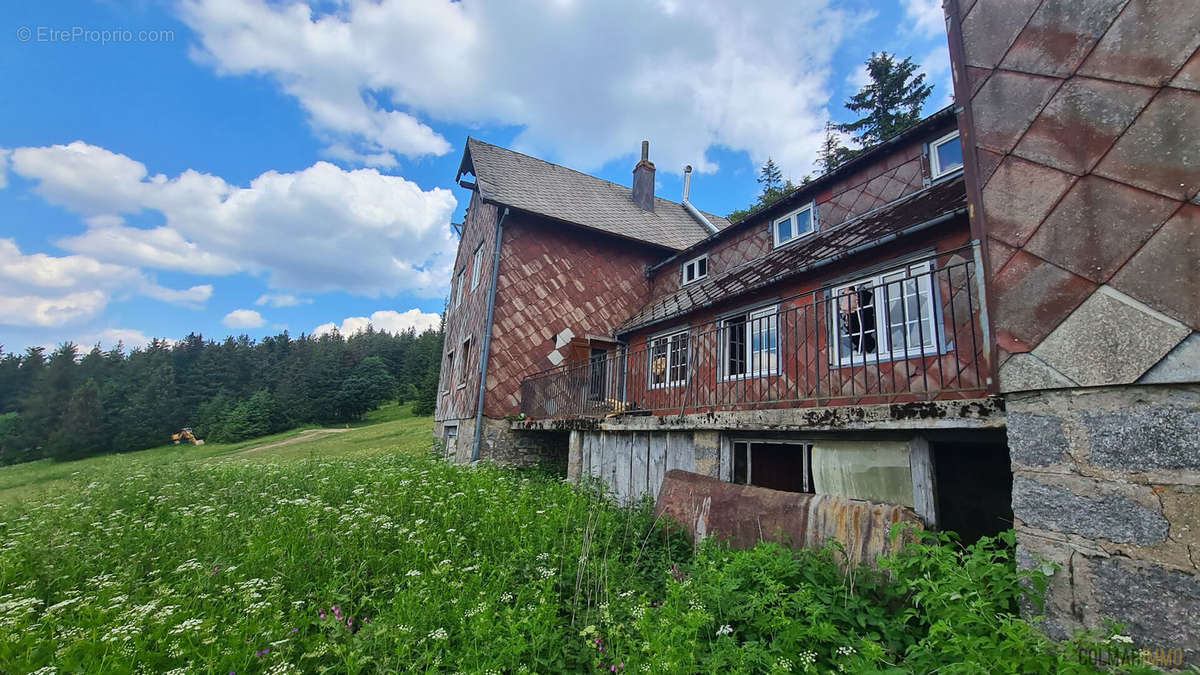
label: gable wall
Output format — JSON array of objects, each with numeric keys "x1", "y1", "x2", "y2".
[
  {"x1": 435, "y1": 191, "x2": 500, "y2": 424},
  {"x1": 482, "y1": 214, "x2": 665, "y2": 418}
]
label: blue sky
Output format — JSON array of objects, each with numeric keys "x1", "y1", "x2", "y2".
[{"x1": 0, "y1": 0, "x2": 951, "y2": 353}]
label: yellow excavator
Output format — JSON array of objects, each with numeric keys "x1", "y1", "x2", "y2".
[{"x1": 171, "y1": 428, "x2": 205, "y2": 446}]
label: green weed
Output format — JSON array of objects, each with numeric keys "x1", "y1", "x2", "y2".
[{"x1": 0, "y1": 414, "x2": 1161, "y2": 673}]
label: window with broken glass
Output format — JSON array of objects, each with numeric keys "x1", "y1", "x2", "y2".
[
  {"x1": 830, "y1": 261, "x2": 939, "y2": 366},
  {"x1": 648, "y1": 330, "x2": 688, "y2": 388}
]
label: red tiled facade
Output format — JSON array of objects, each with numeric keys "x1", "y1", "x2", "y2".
[
  {"x1": 482, "y1": 216, "x2": 663, "y2": 417},
  {"x1": 949, "y1": 0, "x2": 1200, "y2": 373},
  {"x1": 623, "y1": 227, "x2": 981, "y2": 416}
]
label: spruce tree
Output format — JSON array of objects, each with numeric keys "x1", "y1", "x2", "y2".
[
  {"x1": 817, "y1": 122, "x2": 860, "y2": 174},
  {"x1": 836, "y1": 52, "x2": 933, "y2": 147}
]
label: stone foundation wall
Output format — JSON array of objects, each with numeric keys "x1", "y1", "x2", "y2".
[
  {"x1": 434, "y1": 417, "x2": 567, "y2": 467},
  {"x1": 1008, "y1": 384, "x2": 1199, "y2": 663}
]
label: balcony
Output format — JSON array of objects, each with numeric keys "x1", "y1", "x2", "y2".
[{"x1": 520, "y1": 246, "x2": 991, "y2": 420}]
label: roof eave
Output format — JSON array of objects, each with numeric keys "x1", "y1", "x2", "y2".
[
  {"x1": 616, "y1": 204, "x2": 968, "y2": 337},
  {"x1": 668, "y1": 105, "x2": 959, "y2": 261}
]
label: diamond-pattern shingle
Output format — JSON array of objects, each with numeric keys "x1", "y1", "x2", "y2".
[
  {"x1": 618, "y1": 176, "x2": 968, "y2": 333},
  {"x1": 460, "y1": 138, "x2": 730, "y2": 251}
]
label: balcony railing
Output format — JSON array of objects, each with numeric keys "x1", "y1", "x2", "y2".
[{"x1": 520, "y1": 245, "x2": 990, "y2": 420}]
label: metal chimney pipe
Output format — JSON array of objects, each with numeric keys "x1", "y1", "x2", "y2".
[{"x1": 682, "y1": 165, "x2": 693, "y2": 203}]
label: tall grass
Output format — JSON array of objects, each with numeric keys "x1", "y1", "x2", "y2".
[{"x1": 0, "y1": 413, "x2": 1158, "y2": 673}]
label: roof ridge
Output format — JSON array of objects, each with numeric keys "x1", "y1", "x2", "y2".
[{"x1": 466, "y1": 136, "x2": 723, "y2": 216}]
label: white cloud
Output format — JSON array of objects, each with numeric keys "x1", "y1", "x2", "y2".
[
  {"x1": 222, "y1": 308, "x2": 266, "y2": 329},
  {"x1": 140, "y1": 282, "x2": 214, "y2": 307},
  {"x1": 902, "y1": 0, "x2": 946, "y2": 39},
  {"x1": 6, "y1": 141, "x2": 458, "y2": 297},
  {"x1": 179, "y1": 0, "x2": 867, "y2": 175},
  {"x1": 919, "y1": 46, "x2": 954, "y2": 108},
  {"x1": 846, "y1": 63, "x2": 871, "y2": 90},
  {"x1": 0, "y1": 291, "x2": 108, "y2": 327},
  {"x1": 0, "y1": 238, "x2": 211, "y2": 328},
  {"x1": 313, "y1": 308, "x2": 440, "y2": 337},
  {"x1": 255, "y1": 293, "x2": 309, "y2": 307}
]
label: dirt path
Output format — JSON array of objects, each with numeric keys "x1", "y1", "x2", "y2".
[{"x1": 231, "y1": 428, "x2": 351, "y2": 456}]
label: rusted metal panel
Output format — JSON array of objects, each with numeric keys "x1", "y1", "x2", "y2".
[{"x1": 654, "y1": 470, "x2": 922, "y2": 567}]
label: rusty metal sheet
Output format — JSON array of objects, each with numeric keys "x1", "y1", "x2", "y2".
[{"x1": 654, "y1": 469, "x2": 922, "y2": 567}]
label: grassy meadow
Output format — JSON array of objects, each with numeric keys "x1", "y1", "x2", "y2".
[{"x1": 0, "y1": 406, "x2": 1155, "y2": 673}]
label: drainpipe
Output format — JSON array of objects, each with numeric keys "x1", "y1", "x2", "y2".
[
  {"x1": 472, "y1": 205, "x2": 509, "y2": 462},
  {"x1": 681, "y1": 165, "x2": 719, "y2": 234}
]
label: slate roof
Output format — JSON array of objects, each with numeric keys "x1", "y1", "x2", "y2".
[
  {"x1": 458, "y1": 138, "x2": 732, "y2": 251},
  {"x1": 617, "y1": 175, "x2": 968, "y2": 333}
]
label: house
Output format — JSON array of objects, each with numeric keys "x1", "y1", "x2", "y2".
[
  {"x1": 436, "y1": 0, "x2": 1198, "y2": 657},
  {"x1": 437, "y1": 107, "x2": 1012, "y2": 541}
]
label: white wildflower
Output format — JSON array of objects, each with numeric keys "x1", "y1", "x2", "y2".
[{"x1": 716, "y1": 624, "x2": 733, "y2": 637}]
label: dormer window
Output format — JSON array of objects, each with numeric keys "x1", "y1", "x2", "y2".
[
  {"x1": 773, "y1": 202, "x2": 816, "y2": 248},
  {"x1": 930, "y1": 131, "x2": 963, "y2": 179},
  {"x1": 681, "y1": 254, "x2": 708, "y2": 286}
]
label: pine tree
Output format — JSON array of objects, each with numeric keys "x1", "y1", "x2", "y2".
[
  {"x1": 836, "y1": 52, "x2": 933, "y2": 147},
  {"x1": 756, "y1": 158, "x2": 784, "y2": 195},
  {"x1": 728, "y1": 158, "x2": 798, "y2": 221},
  {"x1": 817, "y1": 122, "x2": 860, "y2": 174}
]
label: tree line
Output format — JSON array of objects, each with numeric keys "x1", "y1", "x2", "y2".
[{"x1": 0, "y1": 325, "x2": 444, "y2": 465}]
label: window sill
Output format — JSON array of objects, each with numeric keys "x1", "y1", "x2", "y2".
[
  {"x1": 456, "y1": 383, "x2": 467, "y2": 390},
  {"x1": 828, "y1": 344, "x2": 952, "y2": 369},
  {"x1": 930, "y1": 167, "x2": 964, "y2": 183},
  {"x1": 719, "y1": 370, "x2": 779, "y2": 382},
  {"x1": 648, "y1": 382, "x2": 687, "y2": 390}
]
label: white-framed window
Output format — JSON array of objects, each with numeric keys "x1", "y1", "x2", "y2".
[
  {"x1": 648, "y1": 330, "x2": 688, "y2": 388},
  {"x1": 680, "y1": 254, "x2": 708, "y2": 286},
  {"x1": 458, "y1": 338, "x2": 471, "y2": 387},
  {"x1": 443, "y1": 350, "x2": 454, "y2": 394},
  {"x1": 773, "y1": 202, "x2": 816, "y2": 248},
  {"x1": 470, "y1": 242, "x2": 484, "y2": 291},
  {"x1": 830, "y1": 260, "x2": 939, "y2": 367},
  {"x1": 455, "y1": 269, "x2": 466, "y2": 308},
  {"x1": 930, "y1": 131, "x2": 963, "y2": 179},
  {"x1": 721, "y1": 305, "x2": 778, "y2": 379}
]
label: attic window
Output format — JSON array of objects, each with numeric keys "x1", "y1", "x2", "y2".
[
  {"x1": 773, "y1": 202, "x2": 815, "y2": 248},
  {"x1": 930, "y1": 131, "x2": 963, "y2": 179},
  {"x1": 681, "y1": 254, "x2": 708, "y2": 286}
]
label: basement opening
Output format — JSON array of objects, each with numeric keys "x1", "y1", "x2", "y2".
[
  {"x1": 732, "y1": 441, "x2": 815, "y2": 493},
  {"x1": 932, "y1": 438, "x2": 1012, "y2": 544}
]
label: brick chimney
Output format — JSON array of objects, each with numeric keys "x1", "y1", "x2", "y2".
[{"x1": 632, "y1": 140, "x2": 655, "y2": 212}]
